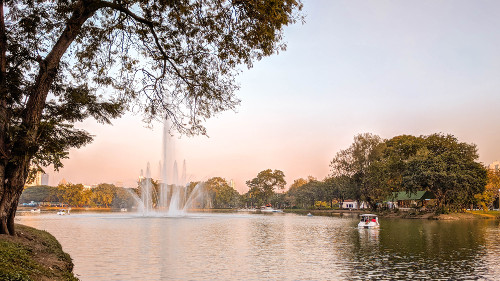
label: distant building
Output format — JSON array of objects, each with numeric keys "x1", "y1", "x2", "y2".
[
  {"x1": 489, "y1": 161, "x2": 500, "y2": 172},
  {"x1": 229, "y1": 179, "x2": 235, "y2": 189},
  {"x1": 26, "y1": 171, "x2": 46, "y2": 186},
  {"x1": 341, "y1": 200, "x2": 369, "y2": 209},
  {"x1": 386, "y1": 191, "x2": 435, "y2": 209},
  {"x1": 41, "y1": 174, "x2": 49, "y2": 186},
  {"x1": 59, "y1": 178, "x2": 68, "y2": 185}
]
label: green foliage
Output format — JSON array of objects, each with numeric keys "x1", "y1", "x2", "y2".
[
  {"x1": 323, "y1": 133, "x2": 488, "y2": 212},
  {"x1": 475, "y1": 170, "x2": 500, "y2": 211},
  {"x1": 401, "y1": 134, "x2": 487, "y2": 211},
  {"x1": 204, "y1": 177, "x2": 240, "y2": 208},
  {"x1": 0, "y1": 241, "x2": 35, "y2": 281},
  {"x1": 329, "y1": 133, "x2": 384, "y2": 207},
  {"x1": 19, "y1": 186, "x2": 58, "y2": 203},
  {"x1": 92, "y1": 183, "x2": 119, "y2": 208},
  {"x1": 0, "y1": 225, "x2": 77, "y2": 281},
  {"x1": 20, "y1": 183, "x2": 135, "y2": 208},
  {"x1": 245, "y1": 169, "x2": 286, "y2": 206}
]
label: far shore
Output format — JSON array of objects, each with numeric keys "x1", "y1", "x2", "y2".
[
  {"x1": 283, "y1": 208, "x2": 500, "y2": 220},
  {"x1": 17, "y1": 206, "x2": 500, "y2": 220}
]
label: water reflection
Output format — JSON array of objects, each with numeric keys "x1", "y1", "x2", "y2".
[
  {"x1": 344, "y1": 219, "x2": 499, "y2": 280},
  {"x1": 16, "y1": 213, "x2": 500, "y2": 280}
]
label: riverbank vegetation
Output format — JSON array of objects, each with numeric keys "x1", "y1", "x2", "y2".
[
  {"x1": 20, "y1": 133, "x2": 497, "y2": 215},
  {"x1": 20, "y1": 184, "x2": 134, "y2": 209},
  {"x1": 0, "y1": 224, "x2": 78, "y2": 280},
  {"x1": 284, "y1": 133, "x2": 492, "y2": 214}
]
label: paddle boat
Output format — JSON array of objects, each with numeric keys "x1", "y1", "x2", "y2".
[
  {"x1": 30, "y1": 208, "x2": 41, "y2": 213},
  {"x1": 260, "y1": 204, "x2": 283, "y2": 213},
  {"x1": 358, "y1": 214, "x2": 379, "y2": 229},
  {"x1": 57, "y1": 209, "x2": 70, "y2": 215}
]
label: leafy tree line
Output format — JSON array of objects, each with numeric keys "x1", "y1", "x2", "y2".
[
  {"x1": 21, "y1": 132, "x2": 492, "y2": 213},
  {"x1": 20, "y1": 176, "x2": 244, "y2": 209},
  {"x1": 20, "y1": 183, "x2": 135, "y2": 208},
  {"x1": 284, "y1": 133, "x2": 490, "y2": 213}
]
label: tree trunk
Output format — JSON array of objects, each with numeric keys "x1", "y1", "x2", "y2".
[
  {"x1": 0, "y1": 159, "x2": 29, "y2": 235},
  {"x1": 0, "y1": 0, "x2": 99, "y2": 235}
]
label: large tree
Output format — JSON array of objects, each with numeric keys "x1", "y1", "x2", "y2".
[
  {"x1": 329, "y1": 133, "x2": 384, "y2": 208},
  {"x1": 0, "y1": 0, "x2": 302, "y2": 234},
  {"x1": 246, "y1": 169, "x2": 286, "y2": 205},
  {"x1": 204, "y1": 177, "x2": 240, "y2": 208},
  {"x1": 403, "y1": 134, "x2": 487, "y2": 212}
]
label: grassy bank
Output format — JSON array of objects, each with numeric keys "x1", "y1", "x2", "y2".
[
  {"x1": 0, "y1": 224, "x2": 78, "y2": 281},
  {"x1": 284, "y1": 208, "x2": 500, "y2": 220}
]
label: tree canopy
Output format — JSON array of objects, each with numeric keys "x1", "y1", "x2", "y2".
[
  {"x1": 277, "y1": 133, "x2": 489, "y2": 212},
  {"x1": 204, "y1": 177, "x2": 240, "y2": 208},
  {"x1": 245, "y1": 169, "x2": 286, "y2": 206}
]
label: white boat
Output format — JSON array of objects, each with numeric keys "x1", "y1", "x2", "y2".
[
  {"x1": 30, "y1": 208, "x2": 41, "y2": 213},
  {"x1": 57, "y1": 209, "x2": 70, "y2": 215},
  {"x1": 358, "y1": 214, "x2": 379, "y2": 229},
  {"x1": 260, "y1": 206, "x2": 283, "y2": 213},
  {"x1": 307, "y1": 213, "x2": 313, "y2": 217},
  {"x1": 120, "y1": 208, "x2": 128, "y2": 212}
]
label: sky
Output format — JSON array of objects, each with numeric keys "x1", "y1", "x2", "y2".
[{"x1": 48, "y1": 0, "x2": 500, "y2": 193}]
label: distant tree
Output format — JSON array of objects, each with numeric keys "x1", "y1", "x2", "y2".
[
  {"x1": 476, "y1": 170, "x2": 500, "y2": 210},
  {"x1": 0, "y1": 0, "x2": 303, "y2": 235},
  {"x1": 286, "y1": 178, "x2": 308, "y2": 207},
  {"x1": 323, "y1": 175, "x2": 354, "y2": 208},
  {"x1": 93, "y1": 183, "x2": 117, "y2": 208},
  {"x1": 246, "y1": 169, "x2": 286, "y2": 205},
  {"x1": 59, "y1": 183, "x2": 85, "y2": 207},
  {"x1": 402, "y1": 134, "x2": 487, "y2": 212},
  {"x1": 329, "y1": 133, "x2": 383, "y2": 208},
  {"x1": 81, "y1": 188, "x2": 95, "y2": 207},
  {"x1": 205, "y1": 177, "x2": 240, "y2": 208},
  {"x1": 111, "y1": 187, "x2": 136, "y2": 209},
  {"x1": 19, "y1": 185, "x2": 54, "y2": 203},
  {"x1": 286, "y1": 177, "x2": 323, "y2": 208}
]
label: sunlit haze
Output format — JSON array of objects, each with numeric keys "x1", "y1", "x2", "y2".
[{"x1": 49, "y1": 0, "x2": 500, "y2": 192}]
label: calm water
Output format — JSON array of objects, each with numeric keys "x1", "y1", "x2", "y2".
[{"x1": 17, "y1": 212, "x2": 500, "y2": 280}]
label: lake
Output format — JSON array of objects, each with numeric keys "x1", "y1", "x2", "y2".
[{"x1": 17, "y1": 212, "x2": 500, "y2": 280}]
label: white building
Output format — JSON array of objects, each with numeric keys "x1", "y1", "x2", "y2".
[
  {"x1": 41, "y1": 174, "x2": 49, "y2": 186},
  {"x1": 489, "y1": 161, "x2": 500, "y2": 172},
  {"x1": 341, "y1": 200, "x2": 369, "y2": 209},
  {"x1": 26, "y1": 171, "x2": 47, "y2": 186}
]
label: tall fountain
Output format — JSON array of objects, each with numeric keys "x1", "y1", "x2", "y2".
[{"x1": 135, "y1": 118, "x2": 204, "y2": 217}]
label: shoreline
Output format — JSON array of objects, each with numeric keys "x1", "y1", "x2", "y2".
[
  {"x1": 283, "y1": 208, "x2": 500, "y2": 220},
  {"x1": 18, "y1": 206, "x2": 500, "y2": 220}
]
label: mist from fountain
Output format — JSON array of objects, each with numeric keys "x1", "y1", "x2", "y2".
[{"x1": 133, "y1": 118, "x2": 204, "y2": 217}]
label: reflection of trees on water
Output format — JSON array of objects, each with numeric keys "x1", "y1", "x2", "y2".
[{"x1": 343, "y1": 219, "x2": 496, "y2": 280}]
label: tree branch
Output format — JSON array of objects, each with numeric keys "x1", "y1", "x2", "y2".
[{"x1": 98, "y1": 1, "x2": 194, "y2": 87}]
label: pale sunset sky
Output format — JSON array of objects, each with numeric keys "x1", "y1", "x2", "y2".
[{"x1": 48, "y1": 0, "x2": 500, "y2": 192}]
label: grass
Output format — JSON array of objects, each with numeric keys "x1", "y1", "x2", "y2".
[
  {"x1": 467, "y1": 210, "x2": 500, "y2": 218},
  {"x1": 0, "y1": 224, "x2": 78, "y2": 281}
]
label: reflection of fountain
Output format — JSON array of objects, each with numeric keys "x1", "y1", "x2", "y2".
[{"x1": 133, "y1": 119, "x2": 205, "y2": 217}]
